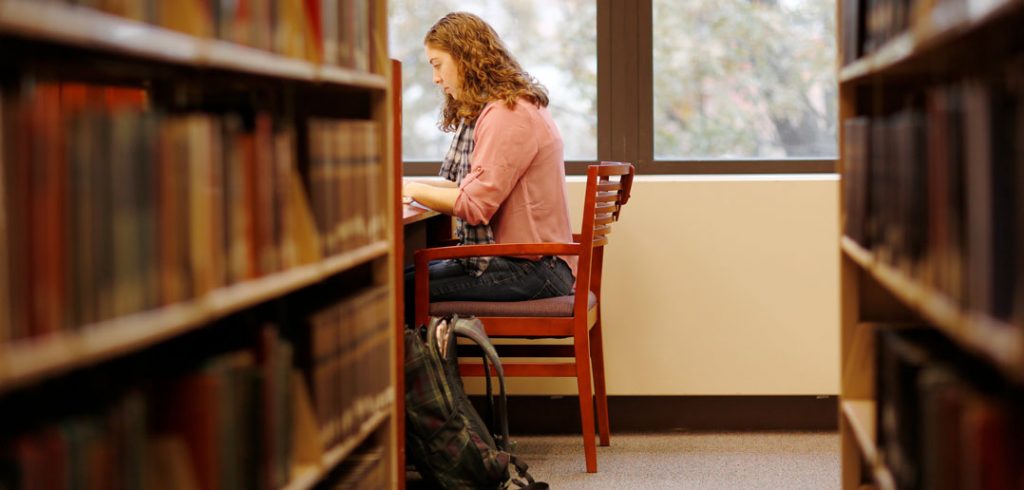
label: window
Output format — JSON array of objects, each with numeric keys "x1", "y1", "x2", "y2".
[
  {"x1": 389, "y1": 0, "x2": 597, "y2": 162},
  {"x1": 652, "y1": 0, "x2": 837, "y2": 160}
]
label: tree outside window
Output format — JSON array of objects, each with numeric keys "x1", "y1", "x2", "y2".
[{"x1": 653, "y1": 0, "x2": 837, "y2": 159}]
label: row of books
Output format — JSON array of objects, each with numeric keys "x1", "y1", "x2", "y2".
[
  {"x1": 840, "y1": 0, "x2": 982, "y2": 64},
  {"x1": 0, "y1": 324, "x2": 296, "y2": 490},
  {"x1": 0, "y1": 287, "x2": 396, "y2": 490},
  {"x1": 842, "y1": 59, "x2": 1024, "y2": 322},
  {"x1": 875, "y1": 325, "x2": 1024, "y2": 490},
  {"x1": 0, "y1": 82, "x2": 387, "y2": 343},
  {"x1": 0, "y1": 390, "x2": 151, "y2": 490},
  {"x1": 57, "y1": 0, "x2": 376, "y2": 70},
  {"x1": 308, "y1": 118, "x2": 388, "y2": 258},
  {"x1": 294, "y1": 285, "x2": 392, "y2": 451},
  {"x1": 322, "y1": 447, "x2": 388, "y2": 489}
]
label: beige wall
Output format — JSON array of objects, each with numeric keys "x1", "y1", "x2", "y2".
[{"x1": 465, "y1": 175, "x2": 840, "y2": 396}]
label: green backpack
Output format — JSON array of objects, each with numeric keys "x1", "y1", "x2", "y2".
[{"x1": 404, "y1": 315, "x2": 547, "y2": 489}]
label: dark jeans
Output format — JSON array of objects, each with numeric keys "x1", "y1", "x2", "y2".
[{"x1": 403, "y1": 256, "x2": 575, "y2": 328}]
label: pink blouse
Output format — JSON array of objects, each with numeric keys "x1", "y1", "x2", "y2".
[{"x1": 453, "y1": 99, "x2": 578, "y2": 278}]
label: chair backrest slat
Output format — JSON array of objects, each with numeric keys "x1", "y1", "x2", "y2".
[
  {"x1": 595, "y1": 164, "x2": 633, "y2": 177},
  {"x1": 569, "y1": 161, "x2": 633, "y2": 327},
  {"x1": 579, "y1": 162, "x2": 635, "y2": 256}
]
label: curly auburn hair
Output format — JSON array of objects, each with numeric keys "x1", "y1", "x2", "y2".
[{"x1": 424, "y1": 12, "x2": 549, "y2": 132}]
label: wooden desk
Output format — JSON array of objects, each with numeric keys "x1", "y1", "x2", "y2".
[
  {"x1": 402, "y1": 201, "x2": 442, "y2": 225},
  {"x1": 401, "y1": 202, "x2": 453, "y2": 265}
]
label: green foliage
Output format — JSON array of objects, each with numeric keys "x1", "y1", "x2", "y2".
[{"x1": 653, "y1": 0, "x2": 837, "y2": 158}]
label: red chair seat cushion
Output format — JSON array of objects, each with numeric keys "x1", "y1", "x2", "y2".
[{"x1": 429, "y1": 291, "x2": 597, "y2": 318}]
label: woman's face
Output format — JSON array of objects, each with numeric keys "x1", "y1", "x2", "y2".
[{"x1": 425, "y1": 45, "x2": 461, "y2": 100}]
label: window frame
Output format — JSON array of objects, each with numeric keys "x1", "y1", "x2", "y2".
[{"x1": 399, "y1": 0, "x2": 836, "y2": 176}]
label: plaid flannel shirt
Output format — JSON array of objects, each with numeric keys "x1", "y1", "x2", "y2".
[{"x1": 439, "y1": 121, "x2": 495, "y2": 276}]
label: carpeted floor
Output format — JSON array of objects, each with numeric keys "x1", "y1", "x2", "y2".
[
  {"x1": 407, "y1": 431, "x2": 839, "y2": 489},
  {"x1": 510, "y1": 431, "x2": 840, "y2": 489}
]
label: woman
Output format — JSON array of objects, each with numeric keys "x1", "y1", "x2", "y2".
[{"x1": 402, "y1": 12, "x2": 576, "y2": 324}]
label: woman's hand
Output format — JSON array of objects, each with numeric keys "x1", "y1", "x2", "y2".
[
  {"x1": 402, "y1": 180, "x2": 459, "y2": 215},
  {"x1": 401, "y1": 179, "x2": 417, "y2": 201}
]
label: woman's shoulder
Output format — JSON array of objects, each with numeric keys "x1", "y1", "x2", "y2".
[{"x1": 478, "y1": 98, "x2": 542, "y2": 126}]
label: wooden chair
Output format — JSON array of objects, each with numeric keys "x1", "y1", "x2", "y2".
[{"x1": 412, "y1": 162, "x2": 635, "y2": 473}]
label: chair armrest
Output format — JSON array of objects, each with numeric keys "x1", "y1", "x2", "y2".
[{"x1": 572, "y1": 233, "x2": 583, "y2": 243}]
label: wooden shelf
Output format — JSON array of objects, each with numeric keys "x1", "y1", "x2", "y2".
[
  {"x1": 284, "y1": 406, "x2": 392, "y2": 490},
  {"x1": 872, "y1": 463, "x2": 897, "y2": 490},
  {"x1": 842, "y1": 399, "x2": 878, "y2": 466},
  {"x1": 840, "y1": 32, "x2": 915, "y2": 83},
  {"x1": 0, "y1": 0, "x2": 386, "y2": 89},
  {"x1": 840, "y1": 236, "x2": 1024, "y2": 383},
  {"x1": 842, "y1": 400, "x2": 897, "y2": 490},
  {"x1": 840, "y1": 235, "x2": 874, "y2": 269},
  {"x1": 839, "y1": 0, "x2": 1023, "y2": 82},
  {"x1": 0, "y1": 241, "x2": 389, "y2": 394}
]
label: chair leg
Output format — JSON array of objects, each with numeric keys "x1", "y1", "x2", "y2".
[
  {"x1": 574, "y1": 337, "x2": 598, "y2": 473},
  {"x1": 590, "y1": 314, "x2": 611, "y2": 447}
]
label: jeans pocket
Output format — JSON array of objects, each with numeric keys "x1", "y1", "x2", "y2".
[
  {"x1": 546, "y1": 259, "x2": 575, "y2": 295},
  {"x1": 488, "y1": 258, "x2": 532, "y2": 283}
]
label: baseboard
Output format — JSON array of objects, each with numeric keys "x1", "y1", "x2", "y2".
[{"x1": 468, "y1": 395, "x2": 838, "y2": 433}]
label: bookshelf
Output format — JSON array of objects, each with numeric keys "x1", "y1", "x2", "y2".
[
  {"x1": 838, "y1": 0, "x2": 1024, "y2": 488},
  {"x1": 0, "y1": 1, "x2": 387, "y2": 88},
  {"x1": 0, "y1": 0, "x2": 398, "y2": 488},
  {"x1": 838, "y1": 0, "x2": 1020, "y2": 83}
]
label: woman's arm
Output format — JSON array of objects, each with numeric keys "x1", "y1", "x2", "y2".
[
  {"x1": 406, "y1": 178, "x2": 458, "y2": 188},
  {"x1": 402, "y1": 180, "x2": 459, "y2": 214},
  {"x1": 454, "y1": 104, "x2": 537, "y2": 225}
]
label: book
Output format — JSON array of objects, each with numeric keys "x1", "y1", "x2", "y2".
[
  {"x1": 153, "y1": 351, "x2": 261, "y2": 490},
  {"x1": 876, "y1": 326, "x2": 942, "y2": 490},
  {"x1": 0, "y1": 90, "x2": 9, "y2": 343},
  {"x1": 842, "y1": 117, "x2": 869, "y2": 244},
  {"x1": 26, "y1": 83, "x2": 67, "y2": 336},
  {"x1": 187, "y1": 114, "x2": 225, "y2": 297},
  {"x1": 155, "y1": 116, "x2": 187, "y2": 306},
  {"x1": 917, "y1": 364, "x2": 963, "y2": 490},
  {"x1": 159, "y1": 0, "x2": 214, "y2": 38},
  {"x1": 962, "y1": 79, "x2": 995, "y2": 318}
]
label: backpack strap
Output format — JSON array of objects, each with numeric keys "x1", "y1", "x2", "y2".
[
  {"x1": 508, "y1": 454, "x2": 549, "y2": 489},
  {"x1": 450, "y1": 315, "x2": 510, "y2": 452},
  {"x1": 481, "y1": 349, "x2": 498, "y2": 441}
]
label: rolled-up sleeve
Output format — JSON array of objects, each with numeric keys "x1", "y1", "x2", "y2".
[{"x1": 454, "y1": 104, "x2": 538, "y2": 225}]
